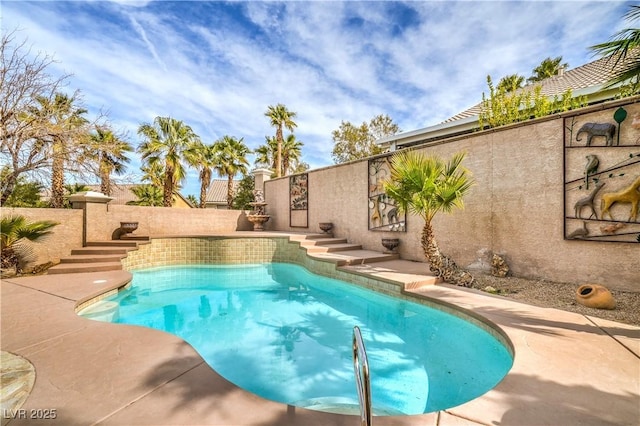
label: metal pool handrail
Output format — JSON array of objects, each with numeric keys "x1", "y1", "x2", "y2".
[{"x1": 353, "y1": 326, "x2": 372, "y2": 426}]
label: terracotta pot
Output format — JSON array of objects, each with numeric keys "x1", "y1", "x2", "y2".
[{"x1": 575, "y1": 284, "x2": 616, "y2": 310}]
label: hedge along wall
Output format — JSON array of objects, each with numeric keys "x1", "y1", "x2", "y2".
[
  {"x1": 264, "y1": 97, "x2": 640, "y2": 291},
  {"x1": 1, "y1": 207, "x2": 83, "y2": 267}
]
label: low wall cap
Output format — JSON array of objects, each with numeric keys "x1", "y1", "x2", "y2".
[{"x1": 68, "y1": 191, "x2": 114, "y2": 204}]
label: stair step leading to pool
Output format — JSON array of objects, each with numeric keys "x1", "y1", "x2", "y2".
[
  {"x1": 298, "y1": 237, "x2": 348, "y2": 246},
  {"x1": 59, "y1": 254, "x2": 126, "y2": 264},
  {"x1": 304, "y1": 243, "x2": 363, "y2": 253},
  {"x1": 307, "y1": 249, "x2": 400, "y2": 266},
  {"x1": 71, "y1": 246, "x2": 132, "y2": 256},
  {"x1": 47, "y1": 261, "x2": 123, "y2": 275},
  {"x1": 120, "y1": 235, "x2": 150, "y2": 241},
  {"x1": 85, "y1": 241, "x2": 139, "y2": 248}
]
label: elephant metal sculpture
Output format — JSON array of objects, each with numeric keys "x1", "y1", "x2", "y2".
[{"x1": 576, "y1": 122, "x2": 616, "y2": 146}]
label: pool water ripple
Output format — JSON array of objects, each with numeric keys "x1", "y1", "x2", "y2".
[{"x1": 78, "y1": 263, "x2": 513, "y2": 415}]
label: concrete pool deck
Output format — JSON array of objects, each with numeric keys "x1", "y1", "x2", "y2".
[{"x1": 1, "y1": 254, "x2": 639, "y2": 424}]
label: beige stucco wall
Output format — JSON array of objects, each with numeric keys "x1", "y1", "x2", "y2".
[
  {"x1": 0, "y1": 207, "x2": 83, "y2": 266},
  {"x1": 264, "y1": 99, "x2": 640, "y2": 291},
  {"x1": 85, "y1": 204, "x2": 253, "y2": 241}
]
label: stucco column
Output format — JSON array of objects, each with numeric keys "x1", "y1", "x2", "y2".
[
  {"x1": 68, "y1": 191, "x2": 114, "y2": 246},
  {"x1": 252, "y1": 168, "x2": 272, "y2": 193}
]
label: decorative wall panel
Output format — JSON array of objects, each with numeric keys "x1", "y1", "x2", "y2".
[
  {"x1": 564, "y1": 106, "x2": 640, "y2": 243},
  {"x1": 368, "y1": 157, "x2": 406, "y2": 232},
  {"x1": 289, "y1": 173, "x2": 308, "y2": 228}
]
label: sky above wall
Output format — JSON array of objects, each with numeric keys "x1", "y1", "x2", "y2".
[{"x1": 3, "y1": 0, "x2": 631, "y2": 197}]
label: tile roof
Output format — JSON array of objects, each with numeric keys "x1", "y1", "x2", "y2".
[
  {"x1": 443, "y1": 53, "x2": 635, "y2": 123},
  {"x1": 205, "y1": 179, "x2": 240, "y2": 204}
]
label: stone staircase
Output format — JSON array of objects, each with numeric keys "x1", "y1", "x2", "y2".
[
  {"x1": 290, "y1": 233, "x2": 400, "y2": 265},
  {"x1": 47, "y1": 238, "x2": 149, "y2": 275}
]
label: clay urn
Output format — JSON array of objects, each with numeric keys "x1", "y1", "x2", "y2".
[{"x1": 575, "y1": 284, "x2": 616, "y2": 310}]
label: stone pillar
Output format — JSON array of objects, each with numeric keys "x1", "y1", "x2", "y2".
[
  {"x1": 252, "y1": 168, "x2": 272, "y2": 192},
  {"x1": 68, "y1": 191, "x2": 114, "y2": 246}
]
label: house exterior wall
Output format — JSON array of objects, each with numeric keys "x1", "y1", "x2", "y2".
[{"x1": 264, "y1": 99, "x2": 640, "y2": 291}]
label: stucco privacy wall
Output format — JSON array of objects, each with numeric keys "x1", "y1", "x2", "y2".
[
  {"x1": 1, "y1": 207, "x2": 82, "y2": 265},
  {"x1": 85, "y1": 204, "x2": 253, "y2": 242},
  {"x1": 0, "y1": 205, "x2": 252, "y2": 263},
  {"x1": 264, "y1": 98, "x2": 639, "y2": 291}
]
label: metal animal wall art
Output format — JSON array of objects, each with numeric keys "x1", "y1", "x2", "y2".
[
  {"x1": 574, "y1": 182, "x2": 605, "y2": 219},
  {"x1": 583, "y1": 154, "x2": 599, "y2": 189},
  {"x1": 600, "y1": 176, "x2": 640, "y2": 222},
  {"x1": 576, "y1": 122, "x2": 616, "y2": 146}
]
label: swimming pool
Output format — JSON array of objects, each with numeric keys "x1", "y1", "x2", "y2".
[{"x1": 79, "y1": 263, "x2": 513, "y2": 415}]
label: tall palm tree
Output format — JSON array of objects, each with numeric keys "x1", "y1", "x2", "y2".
[
  {"x1": 497, "y1": 74, "x2": 525, "y2": 92},
  {"x1": 382, "y1": 150, "x2": 475, "y2": 287},
  {"x1": 255, "y1": 134, "x2": 304, "y2": 176},
  {"x1": 87, "y1": 126, "x2": 132, "y2": 196},
  {"x1": 527, "y1": 56, "x2": 568, "y2": 83},
  {"x1": 30, "y1": 92, "x2": 88, "y2": 208},
  {"x1": 140, "y1": 162, "x2": 165, "y2": 187},
  {"x1": 264, "y1": 103, "x2": 297, "y2": 178},
  {"x1": 1, "y1": 215, "x2": 58, "y2": 270},
  {"x1": 212, "y1": 135, "x2": 251, "y2": 208},
  {"x1": 184, "y1": 141, "x2": 217, "y2": 208},
  {"x1": 127, "y1": 184, "x2": 163, "y2": 206},
  {"x1": 590, "y1": 5, "x2": 640, "y2": 88},
  {"x1": 138, "y1": 116, "x2": 200, "y2": 207}
]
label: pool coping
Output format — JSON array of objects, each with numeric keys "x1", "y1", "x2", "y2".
[{"x1": 1, "y1": 234, "x2": 639, "y2": 425}]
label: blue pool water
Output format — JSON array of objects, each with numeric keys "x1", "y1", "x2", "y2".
[{"x1": 80, "y1": 263, "x2": 513, "y2": 415}]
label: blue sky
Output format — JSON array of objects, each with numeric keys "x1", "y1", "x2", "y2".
[{"x1": 3, "y1": 0, "x2": 631, "y2": 198}]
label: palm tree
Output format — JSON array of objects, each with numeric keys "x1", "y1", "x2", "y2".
[
  {"x1": 590, "y1": 5, "x2": 640, "y2": 88},
  {"x1": 127, "y1": 184, "x2": 163, "y2": 206},
  {"x1": 497, "y1": 74, "x2": 525, "y2": 92},
  {"x1": 264, "y1": 104, "x2": 297, "y2": 177},
  {"x1": 87, "y1": 126, "x2": 132, "y2": 196},
  {"x1": 184, "y1": 141, "x2": 217, "y2": 208},
  {"x1": 30, "y1": 92, "x2": 88, "y2": 208},
  {"x1": 255, "y1": 134, "x2": 304, "y2": 176},
  {"x1": 1, "y1": 215, "x2": 58, "y2": 271},
  {"x1": 140, "y1": 162, "x2": 165, "y2": 187},
  {"x1": 138, "y1": 116, "x2": 200, "y2": 207},
  {"x1": 382, "y1": 150, "x2": 475, "y2": 287},
  {"x1": 212, "y1": 135, "x2": 251, "y2": 208},
  {"x1": 254, "y1": 136, "x2": 277, "y2": 173},
  {"x1": 527, "y1": 56, "x2": 568, "y2": 83}
]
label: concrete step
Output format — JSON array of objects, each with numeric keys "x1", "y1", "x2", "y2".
[
  {"x1": 71, "y1": 247, "x2": 131, "y2": 256},
  {"x1": 288, "y1": 233, "x2": 331, "y2": 242},
  {"x1": 304, "y1": 243, "x2": 363, "y2": 253},
  {"x1": 59, "y1": 254, "x2": 125, "y2": 264},
  {"x1": 86, "y1": 241, "x2": 139, "y2": 248},
  {"x1": 120, "y1": 235, "x2": 150, "y2": 241},
  {"x1": 47, "y1": 261, "x2": 123, "y2": 275},
  {"x1": 307, "y1": 249, "x2": 400, "y2": 266},
  {"x1": 299, "y1": 237, "x2": 348, "y2": 246}
]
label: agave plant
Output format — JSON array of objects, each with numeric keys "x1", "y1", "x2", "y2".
[{"x1": 1, "y1": 215, "x2": 58, "y2": 271}]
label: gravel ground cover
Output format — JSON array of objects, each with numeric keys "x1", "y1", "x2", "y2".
[{"x1": 473, "y1": 273, "x2": 640, "y2": 326}]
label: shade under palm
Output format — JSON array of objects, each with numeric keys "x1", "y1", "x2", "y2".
[{"x1": 382, "y1": 150, "x2": 475, "y2": 286}]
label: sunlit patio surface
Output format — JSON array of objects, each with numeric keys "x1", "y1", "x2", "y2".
[{"x1": 1, "y1": 233, "x2": 638, "y2": 425}]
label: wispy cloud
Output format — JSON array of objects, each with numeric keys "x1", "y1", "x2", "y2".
[{"x1": 3, "y1": 0, "x2": 629, "y2": 195}]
